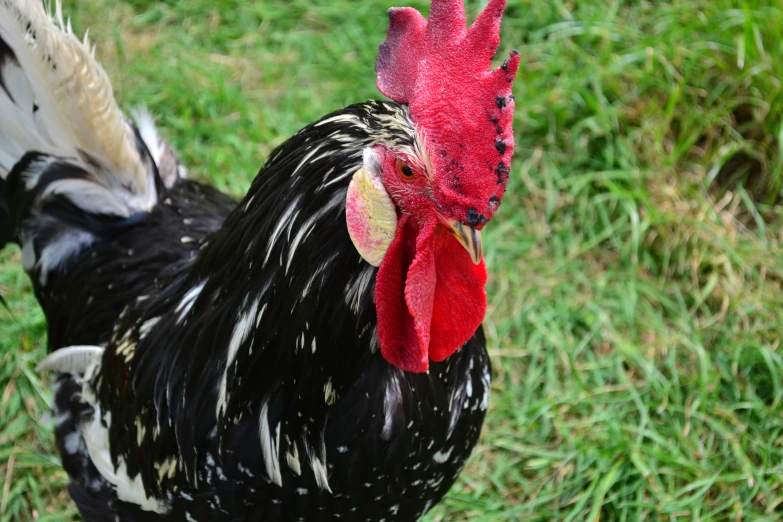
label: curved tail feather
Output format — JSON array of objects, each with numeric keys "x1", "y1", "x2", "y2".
[
  {"x1": 0, "y1": 0, "x2": 155, "y2": 209},
  {"x1": 0, "y1": 1, "x2": 187, "y2": 287}
]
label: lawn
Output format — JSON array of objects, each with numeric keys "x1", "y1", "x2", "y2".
[{"x1": 1, "y1": 0, "x2": 783, "y2": 520}]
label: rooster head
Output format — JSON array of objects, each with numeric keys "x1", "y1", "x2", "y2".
[{"x1": 345, "y1": 0, "x2": 519, "y2": 372}]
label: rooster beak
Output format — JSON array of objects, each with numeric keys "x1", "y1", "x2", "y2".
[{"x1": 439, "y1": 216, "x2": 483, "y2": 265}]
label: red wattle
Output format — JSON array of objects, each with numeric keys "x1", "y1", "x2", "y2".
[
  {"x1": 428, "y1": 225, "x2": 487, "y2": 361},
  {"x1": 375, "y1": 215, "x2": 487, "y2": 373}
]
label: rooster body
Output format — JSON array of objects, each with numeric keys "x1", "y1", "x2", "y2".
[
  {"x1": 0, "y1": 0, "x2": 517, "y2": 520},
  {"x1": 50, "y1": 103, "x2": 491, "y2": 521}
]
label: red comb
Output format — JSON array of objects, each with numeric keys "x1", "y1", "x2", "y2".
[{"x1": 376, "y1": 0, "x2": 519, "y2": 227}]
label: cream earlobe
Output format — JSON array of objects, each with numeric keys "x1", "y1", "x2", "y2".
[{"x1": 345, "y1": 160, "x2": 397, "y2": 267}]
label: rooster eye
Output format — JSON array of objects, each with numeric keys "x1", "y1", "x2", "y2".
[{"x1": 396, "y1": 159, "x2": 415, "y2": 180}]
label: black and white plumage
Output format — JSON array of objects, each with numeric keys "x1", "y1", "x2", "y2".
[{"x1": 1, "y1": 1, "x2": 496, "y2": 521}]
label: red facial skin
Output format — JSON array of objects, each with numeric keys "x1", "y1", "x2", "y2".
[{"x1": 373, "y1": 146, "x2": 487, "y2": 373}]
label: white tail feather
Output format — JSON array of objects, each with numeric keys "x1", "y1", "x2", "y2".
[
  {"x1": 132, "y1": 107, "x2": 188, "y2": 189},
  {"x1": 0, "y1": 0, "x2": 155, "y2": 210},
  {"x1": 36, "y1": 345, "x2": 104, "y2": 373}
]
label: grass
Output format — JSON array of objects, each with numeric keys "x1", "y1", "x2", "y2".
[{"x1": 1, "y1": 0, "x2": 783, "y2": 520}]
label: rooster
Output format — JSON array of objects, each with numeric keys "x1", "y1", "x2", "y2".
[{"x1": 0, "y1": 0, "x2": 519, "y2": 520}]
